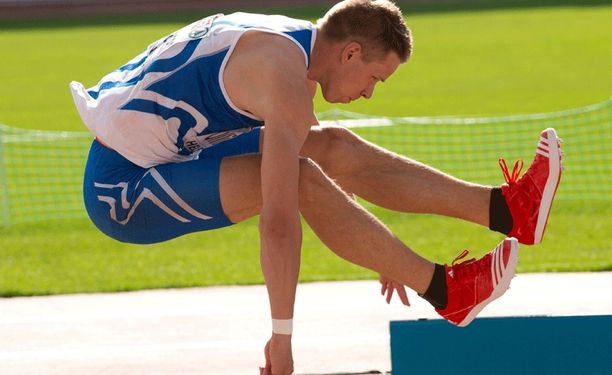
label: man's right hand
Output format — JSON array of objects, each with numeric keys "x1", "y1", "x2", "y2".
[
  {"x1": 379, "y1": 274, "x2": 410, "y2": 306},
  {"x1": 259, "y1": 334, "x2": 294, "y2": 375}
]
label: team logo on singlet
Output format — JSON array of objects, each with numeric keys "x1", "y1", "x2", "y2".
[
  {"x1": 182, "y1": 128, "x2": 252, "y2": 153},
  {"x1": 188, "y1": 14, "x2": 221, "y2": 39}
]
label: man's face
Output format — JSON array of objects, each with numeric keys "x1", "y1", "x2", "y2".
[{"x1": 321, "y1": 44, "x2": 401, "y2": 104}]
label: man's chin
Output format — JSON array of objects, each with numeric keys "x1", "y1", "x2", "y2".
[{"x1": 321, "y1": 91, "x2": 342, "y2": 104}]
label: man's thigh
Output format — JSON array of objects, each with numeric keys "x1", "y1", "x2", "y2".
[{"x1": 219, "y1": 125, "x2": 351, "y2": 225}]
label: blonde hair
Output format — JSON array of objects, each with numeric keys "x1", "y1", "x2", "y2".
[{"x1": 318, "y1": 0, "x2": 413, "y2": 62}]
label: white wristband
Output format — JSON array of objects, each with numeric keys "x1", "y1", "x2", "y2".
[{"x1": 272, "y1": 319, "x2": 293, "y2": 335}]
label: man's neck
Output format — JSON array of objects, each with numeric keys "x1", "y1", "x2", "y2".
[{"x1": 307, "y1": 27, "x2": 330, "y2": 83}]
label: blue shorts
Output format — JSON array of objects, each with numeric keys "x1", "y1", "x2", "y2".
[{"x1": 83, "y1": 128, "x2": 261, "y2": 244}]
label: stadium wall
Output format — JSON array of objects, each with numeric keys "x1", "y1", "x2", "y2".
[
  {"x1": 0, "y1": 0, "x2": 336, "y2": 20},
  {"x1": 3, "y1": 1, "x2": 606, "y2": 20}
]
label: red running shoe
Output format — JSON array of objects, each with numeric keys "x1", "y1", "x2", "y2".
[
  {"x1": 500, "y1": 128, "x2": 563, "y2": 245},
  {"x1": 436, "y1": 238, "x2": 519, "y2": 327}
]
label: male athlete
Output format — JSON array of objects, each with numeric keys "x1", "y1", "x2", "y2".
[{"x1": 70, "y1": 1, "x2": 563, "y2": 374}]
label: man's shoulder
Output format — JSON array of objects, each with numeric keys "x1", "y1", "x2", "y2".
[
  {"x1": 223, "y1": 30, "x2": 312, "y2": 121},
  {"x1": 240, "y1": 31, "x2": 309, "y2": 70}
]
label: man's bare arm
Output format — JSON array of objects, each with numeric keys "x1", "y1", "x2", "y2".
[{"x1": 224, "y1": 32, "x2": 315, "y2": 321}]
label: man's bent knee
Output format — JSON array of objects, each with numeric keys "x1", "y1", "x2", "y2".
[
  {"x1": 318, "y1": 126, "x2": 360, "y2": 150},
  {"x1": 298, "y1": 157, "x2": 340, "y2": 204},
  {"x1": 306, "y1": 126, "x2": 362, "y2": 175}
]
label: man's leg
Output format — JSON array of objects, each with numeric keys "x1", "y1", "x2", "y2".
[
  {"x1": 299, "y1": 126, "x2": 492, "y2": 227},
  {"x1": 298, "y1": 126, "x2": 564, "y2": 245}
]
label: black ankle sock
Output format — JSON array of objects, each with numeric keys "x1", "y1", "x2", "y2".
[
  {"x1": 420, "y1": 264, "x2": 447, "y2": 310},
  {"x1": 489, "y1": 187, "x2": 513, "y2": 234}
]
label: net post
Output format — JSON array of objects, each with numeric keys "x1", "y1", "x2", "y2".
[{"x1": 0, "y1": 126, "x2": 10, "y2": 226}]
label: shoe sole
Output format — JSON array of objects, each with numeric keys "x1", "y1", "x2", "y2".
[
  {"x1": 457, "y1": 238, "x2": 519, "y2": 327},
  {"x1": 534, "y1": 128, "x2": 562, "y2": 244}
]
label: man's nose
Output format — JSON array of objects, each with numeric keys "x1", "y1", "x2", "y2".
[{"x1": 361, "y1": 82, "x2": 376, "y2": 99}]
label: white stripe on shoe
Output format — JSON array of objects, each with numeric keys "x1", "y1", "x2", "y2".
[
  {"x1": 494, "y1": 243, "x2": 503, "y2": 287},
  {"x1": 534, "y1": 128, "x2": 562, "y2": 244}
]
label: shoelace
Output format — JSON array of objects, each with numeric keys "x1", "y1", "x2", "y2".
[
  {"x1": 451, "y1": 249, "x2": 476, "y2": 267},
  {"x1": 449, "y1": 249, "x2": 483, "y2": 281},
  {"x1": 499, "y1": 158, "x2": 524, "y2": 185}
]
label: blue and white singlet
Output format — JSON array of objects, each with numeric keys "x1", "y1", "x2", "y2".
[{"x1": 70, "y1": 12, "x2": 317, "y2": 168}]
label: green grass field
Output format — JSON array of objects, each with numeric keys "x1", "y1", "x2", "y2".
[
  {"x1": 0, "y1": 1, "x2": 611, "y2": 296},
  {"x1": 0, "y1": 202, "x2": 610, "y2": 296}
]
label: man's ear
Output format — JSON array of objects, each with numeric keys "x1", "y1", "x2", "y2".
[{"x1": 341, "y1": 41, "x2": 363, "y2": 63}]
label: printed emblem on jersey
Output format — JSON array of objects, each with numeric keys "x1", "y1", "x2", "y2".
[
  {"x1": 188, "y1": 14, "x2": 221, "y2": 39},
  {"x1": 147, "y1": 33, "x2": 176, "y2": 55},
  {"x1": 182, "y1": 128, "x2": 251, "y2": 153}
]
